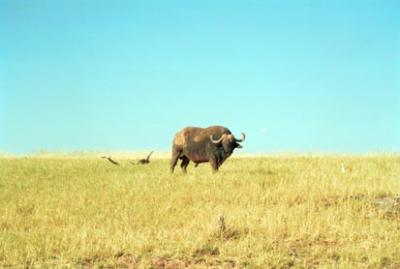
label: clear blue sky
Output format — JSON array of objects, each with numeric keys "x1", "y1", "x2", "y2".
[{"x1": 1, "y1": 0, "x2": 399, "y2": 154}]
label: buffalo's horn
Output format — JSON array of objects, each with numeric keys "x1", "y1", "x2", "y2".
[
  {"x1": 235, "y1": 132, "x2": 246, "y2": 142},
  {"x1": 210, "y1": 134, "x2": 225, "y2": 144}
]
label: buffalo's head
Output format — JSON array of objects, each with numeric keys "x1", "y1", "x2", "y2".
[{"x1": 210, "y1": 132, "x2": 246, "y2": 156}]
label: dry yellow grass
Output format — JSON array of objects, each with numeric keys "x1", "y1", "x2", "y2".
[{"x1": 0, "y1": 155, "x2": 399, "y2": 268}]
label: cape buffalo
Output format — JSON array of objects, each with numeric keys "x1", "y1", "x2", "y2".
[{"x1": 170, "y1": 126, "x2": 245, "y2": 173}]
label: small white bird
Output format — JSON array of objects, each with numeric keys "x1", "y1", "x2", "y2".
[{"x1": 340, "y1": 162, "x2": 346, "y2": 173}]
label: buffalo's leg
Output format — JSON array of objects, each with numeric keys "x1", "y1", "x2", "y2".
[
  {"x1": 170, "y1": 149, "x2": 181, "y2": 173},
  {"x1": 180, "y1": 156, "x2": 190, "y2": 174},
  {"x1": 209, "y1": 157, "x2": 219, "y2": 173}
]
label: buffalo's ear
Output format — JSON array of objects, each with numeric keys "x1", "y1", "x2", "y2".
[{"x1": 236, "y1": 144, "x2": 243, "y2": 149}]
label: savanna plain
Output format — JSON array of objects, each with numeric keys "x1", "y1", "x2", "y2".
[{"x1": 1, "y1": 154, "x2": 399, "y2": 268}]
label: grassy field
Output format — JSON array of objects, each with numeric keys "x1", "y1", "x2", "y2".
[{"x1": 0, "y1": 155, "x2": 399, "y2": 268}]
